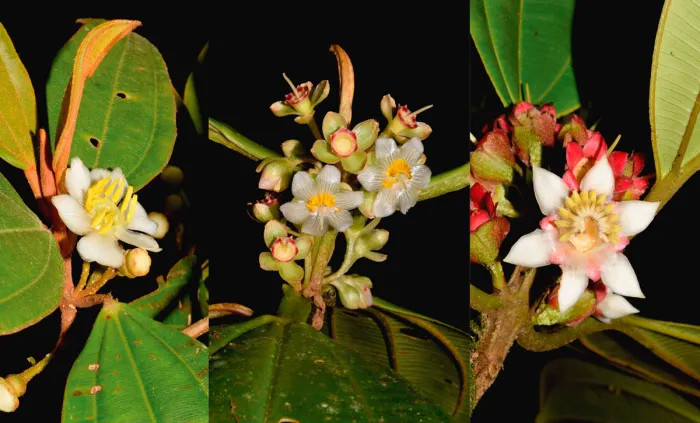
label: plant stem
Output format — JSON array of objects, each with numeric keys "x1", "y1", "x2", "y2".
[
  {"x1": 516, "y1": 318, "x2": 617, "y2": 352},
  {"x1": 76, "y1": 261, "x2": 91, "y2": 292},
  {"x1": 303, "y1": 236, "x2": 322, "y2": 290},
  {"x1": 486, "y1": 261, "x2": 506, "y2": 291},
  {"x1": 418, "y1": 163, "x2": 469, "y2": 201},
  {"x1": 470, "y1": 284, "x2": 504, "y2": 312},
  {"x1": 182, "y1": 317, "x2": 209, "y2": 339},
  {"x1": 644, "y1": 162, "x2": 697, "y2": 213},
  {"x1": 78, "y1": 268, "x2": 117, "y2": 297},
  {"x1": 308, "y1": 118, "x2": 323, "y2": 140},
  {"x1": 304, "y1": 230, "x2": 337, "y2": 330},
  {"x1": 208, "y1": 303, "x2": 254, "y2": 318},
  {"x1": 209, "y1": 118, "x2": 280, "y2": 161}
]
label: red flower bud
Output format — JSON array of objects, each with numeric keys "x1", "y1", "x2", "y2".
[
  {"x1": 470, "y1": 129, "x2": 520, "y2": 185},
  {"x1": 609, "y1": 151, "x2": 651, "y2": 201},
  {"x1": 509, "y1": 102, "x2": 558, "y2": 166}
]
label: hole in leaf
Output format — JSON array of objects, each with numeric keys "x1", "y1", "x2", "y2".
[
  {"x1": 116, "y1": 92, "x2": 126, "y2": 99},
  {"x1": 399, "y1": 327, "x2": 432, "y2": 341},
  {"x1": 89, "y1": 138, "x2": 100, "y2": 148}
]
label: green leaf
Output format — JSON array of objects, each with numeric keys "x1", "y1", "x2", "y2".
[
  {"x1": 470, "y1": 0, "x2": 580, "y2": 116},
  {"x1": 581, "y1": 331, "x2": 700, "y2": 398},
  {"x1": 537, "y1": 358, "x2": 700, "y2": 423},
  {"x1": 62, "y1": 301, "x2": 208, "y2": 422},
  {"x1": 623, "y1": 326, "x2": 700, "y2": 382},
  {"x1": 650, "y1": 0, "x2": 700, "y2": 179},
  {"x1": 0, "y1": 172, "x2": 63, "y2": 335},
  {"x1": 0, "y1": 23, "x2": 36, "y2": 169},
  {"x1": 46, "y1": 19, "x2": 177, "y2": 191},
  {"x1": 183, "y1": 42, "x2": 207, "y2": 134},
  {"x1": 130, "y1": 255, "x2": 197, "y2": 325},
  {"x1": 327, "y1": 297, "x2": 473, "y2": 422},
  {"x1": 208, "y1": 117, "x2": 279, "y2": 161},
  {"x1": 209, "y1": 319, "x2": 451, "y2": 422}
]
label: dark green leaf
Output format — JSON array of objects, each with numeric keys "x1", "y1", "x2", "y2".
[
  {"x1": 62, "y1": 301, "x2": 208, "y2": 422},
  {"x1": 46, "y1": 19, "x2": 177, "y2": 191},
  {"x1": 0, "y1": 172, "x2": 63, "y2": 335},
  {"x1": 130, "y1": 255, "x2": 197, "y2": 320},
  {"x1": 210, "y1": 319, "x2": 451, "y2": 422}
]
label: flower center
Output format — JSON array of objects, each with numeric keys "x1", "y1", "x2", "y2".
[
  {"x1": 382, "y1": 159, "x2": 412, "y2": 188},
  {"x1": 330, "y1": 128, "x2": 358, "y2": 158},
  {"x1": 306, "y1": 192, "x2": 337, "y2": 213},
  {"x1": 554, "y1": 190, "x2": 621, "y2": 253},
  {"x1": 84, "y1": 176, "x2": 138, "y2": 234},
  {"x1": 271, "y1": 237, "x2": 298, "y2": 262}
]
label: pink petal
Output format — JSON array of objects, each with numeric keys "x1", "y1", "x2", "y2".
[{"x1": 609, "y1": 151, "x2": 628, "y2": 177}]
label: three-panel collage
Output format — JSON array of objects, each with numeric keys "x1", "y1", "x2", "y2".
[{"x1": 1, "y1": 1, "x2": 698, "y2": 422}]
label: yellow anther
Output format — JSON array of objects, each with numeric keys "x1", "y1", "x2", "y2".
[
  {"x1": 558, "y1": 207, "x2": 573, "y2": 219},
  {"x1": 597, "y1": 194, "x2": 607, "y2": 205},
  {"x1": 554, "y1": 220, "x2": 571, "y2": 228},
  {"x1": 603, "y1": 204, "x2": 615, "y2": 214},
  {"x1": 559, "y1": 230, "x2": 574, "y2": 242},
  {"x1": 121, "y1": 186, "x2": 134, "y2": 212},
  {"x1": 98, "y1": 216, "x2": 114, "y2": 234},
  {"x1": 571, "y1": 191, "x2": 581, "y2": 204},
  {"x1": 306, "y1": 192, "x2": 336, "y2": 213},
  {"x1": 608, "y1": 214, "x2": 619, "y2": 223},
  {"x1": 85, "y1": 177, "x2": 110, "y2": 210},
  {"x1": 104, "y1": 178, "x2": 119, "y2": 198},
  {"x1": 126, "y1": 195, "x2": 138, "y2": 223},
  {"x1": 565, "y1": 197, "x2": 576, "y2": 209},
  {"x1": 91, "y1": 208, "x2": 108, "y2": 229},
  {"x1": 588, "y1": 190, "x2": 597, "y2": 204},
  {"x1": 110, "y1": 179, "x2": 125, "y2": 203}
]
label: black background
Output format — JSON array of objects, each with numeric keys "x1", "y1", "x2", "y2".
[
  {"x1": 0, "y1": 11, "x2": 207, "y2": 421},
  {"x1": 471, "y1": 0, "x2": 700, "y2": 422}
]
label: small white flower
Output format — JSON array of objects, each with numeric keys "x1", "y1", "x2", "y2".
[
  {"x1": 357, "y1": 137, "x2": 431, "y2": 217},
  {"x1": 280, "y1": 165, "x2": 364, "y2": 236},
  {"x1": 51, "y1": 157, "x2": 161, "y2": 268},
  {"x1": 503, "y1": 157, "x2": 659, "y2": 313}
]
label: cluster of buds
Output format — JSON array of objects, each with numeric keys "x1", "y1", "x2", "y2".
[
  {"x1": 270, "y1": 74, "x2": 330, "y2": 124},
  {"x1": 533, "y1": 280, "x2": 639, "y2": 326},
  {"x1": 258, "y1": 220, "x2": 313, "y2": 289},
  {"x1": 343, "y1": 216, "x2": 390, "y2": 264},
  {"x1": 509, "y1": 102, "x2": 558, "y2": 167},
  {"x1": 380, "y1": 94, "x2": 432, "y2": 143},
  {"x1": 469, "y1": 183, "x2": 510, "y2": 265}
]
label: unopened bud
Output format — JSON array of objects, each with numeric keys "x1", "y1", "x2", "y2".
[
  {"x1": 330, "y1": 275, "x2": 373, "y2": 310},
  {"x1": 470, "y1": 130, "x2": 520, "y2": 185},
  {"x1": 533, "y1": 285, "x2": 597, "y2": 326},
  {"x1": 120, "y1": 248, "x2": 151, "y2": 278},
  {"x1": 147, "y1": 212, "x2": 169, "y2": 239},
  {"x1": 271, "y1": 237, "x2": 298, "y2": 262},
  {"x1": 160, "y1": 165, "x2": 184, "y2": 187},
  {"x1": 281, "y1": 140, "x2": 306, "y2": 158},
  {"x1": 164, "y1": 194, "x2": 184, "y2": 216},
  {"x1": 469, "y1": 217, "x2": 510, "y2": 265},
  {"x1": 359, "y1": 190, "x2": 377, "y2": 219},
  {"x1": 253, "y1": 193, "x2": 281, "y2": 223},
  {"x1": 362, "y1": 229, "x2": 389, "y2": 252},
  {"x1": 509, "y1": 101, "x2": 557, "y2": 167},
  {"x1": 0, "y1": 378, "x2": 19, "y2": 413},
  {"x1": 257, "y1": 158, "x2": 294, "y2": 192}
]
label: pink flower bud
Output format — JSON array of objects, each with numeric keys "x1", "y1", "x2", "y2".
[
  {"x1": 509, "y1": 102, "x2": 558, "y2": 166},
  {"x1": 470, "y1": 129, "x2": 520, "y2": 185},
  {"x1": 609, "y1": 152, "x2": 651, "y2": 201}
]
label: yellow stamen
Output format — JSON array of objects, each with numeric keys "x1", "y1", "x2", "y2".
[
  {"x1": 111, "y1": 178, "x2": 125, "y2": 203},
  {"x1": 121, "y1": 186, "x2": 134, "y2": 213},
  {"x1": 126, "y1": 194, "x2": 138, "y2": 223},
  {"x1": 306, "y1": 192, "x2": 336, "y2": 213},
  {"x1": 91, "y1": 208, "x2": 108, "y2": 229},
  {"x1": 556, "y1": 189, "x2": 621, "y2": 253},
  {"x1": 382, "y1": 159, "x2": 412, "y2": 189}
]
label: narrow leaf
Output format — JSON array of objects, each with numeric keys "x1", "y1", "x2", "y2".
[{"x1": 0, "y1": 23, "x2": 36, "y2": 169}]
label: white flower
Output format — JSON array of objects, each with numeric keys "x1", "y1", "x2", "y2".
[
  {"x1": 280, "y1": 165, "x2": 364, "y2": 236},
  {"x1": 595, "y1": 288, "x2": 640, "y2": 324},
  {"x1": 357, "y1": 137, "x2": 431, "y2": 217},
  {"x1": 51, "y1": 157, "x2": 161, "y2": 268},
  {"x1": 503, "y1": 157, "x2": 659, "y2": 313}
]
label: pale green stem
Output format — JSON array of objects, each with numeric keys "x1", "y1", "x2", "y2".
[
  {"x1": 304, "y1": 230, "x2": 337, "y2": 298},
  {"x1": 517, "y1": 318, "x2": 618, "y2": 352},
  {"x1": 209, "y1": 118, "x2": 279, "y2": 161},
  {"x1": 486, "y1": 261, "x2": 506, "y2": 291},
  {"x1": 470, "y1": 284, "x2": 504, "y2": 312},
  {"x1": 76, "y1": 261, "x2": 90, "y2": 292},
  {"x1": 418, "y1": 163, "x2": 469, "y2": 201},
  {"x1": 78, "y1": 268, "x2": 117, "y2": 297},
  {"x1": 308, "y1": 118, "x2": 323, "y2": 140}
]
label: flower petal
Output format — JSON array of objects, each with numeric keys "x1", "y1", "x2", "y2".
[
  {"x1": 600, "y1": 253, "x2": 645, "y2": 298},
  {"x1": 558, "y1": 266, "x2": 589, "y2": 313},
  {"x1": 91, "y1": 168, "x2": 111, "y2": 182},
  {"x1": 115, "y1": 227, "x2": 161, "y2": 252},
  {"x1": 532, "y1": 166, "x2": 570, "y2": 215},
  {"x1": 311, "y1": 140, "x2": 341, "y2": 164},
  {"x1": 65, "y1": 157, "x2": 91, "y2": 205},
  {"x1": 316, "y1": 164, "x2": 341, "y2": 190},
  {"x1": 291, "y1": 171, "x2": 316, "y2": 200},
  {"x1": 353, "y1": 119, "x2": 379, "y2": 151},
  {"x1": 280, "y1": 201, "x2": 310, "y2": 224},
  {"x1": 398, "y1": 188, "x2": 420, "y2": 214},
  {"x1": 400, "y1": 138, "x2": 424, "y2": 165},
  {"x1": 77, "y1": 232, "x2": 124, "y2": 268},
  {"x1": 502, "y1": 229, "x2": 554, "y2": 267},
  {"x1": 410, "y1": 165, "x2": 431, "y2": 189},
  {"x1": 301, "y1": 214, "x2": 328, "y2": 236},
  {"x1": 580, "y1": 157, "x2": 615, "y2": 198},
  {"x1": 357, "y1": 165, "x2": 385, "y2": 192},
  {"x1": 615, "y1": 200, "x2": 659, "y2": 237},
  {"x1": 51, "y1": 194, "x2": 92, "y2": 235},
  {"x1": 127, "y1": 202, "x2": 158, "y2": 236},
  {"x1": 597, "y1": 293, "x2": 639, "y2": 319},
  {"x1": 375, "y1": 137, "x2": 399, "y2": 162},
  {"x1": 373, "y1": 188, "x2": 399, "y2": 218},
  {"x1": 335, "y1": 191, "x2": 364, "y2": 210},
  {"x1": 326, "y1": 210, "x2": 354, "y2": 232}
]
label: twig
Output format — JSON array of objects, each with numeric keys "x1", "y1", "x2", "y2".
[{"x1": 182, "y1": 317, "x2": 209, "y2": 339}]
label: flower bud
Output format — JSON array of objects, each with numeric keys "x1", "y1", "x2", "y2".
[
  {"x1": 279, "y1": 262, "x2": 304, "y2": 286},
  {"x1": 263, "y1": 220, "x2": 289, "y2": 248},
  {"x1": 509, "y1": 101, "x2": 557, "y2": 166},
  {"x1": 120, "y1": 248, "x2": 151, "y2": 278},
  {"x1": 470, "y1": 130, "x2": 521, "y2": 185},
  {"x1": 271, "y1": 237, "x2": 298, "y2": 263},
  {"x1": 253, "y1": 193, "x2": 281, "y2": 223},
  {"x1": 270, "y1": 75, "x2": 330, "y2": 124},
  {"x1": 160, "y1": 165, "x2": 184, "y2": 187},
  {"x1": 0, "y1": 377, "x2": 19, "y2": 413},
  {"x1": 557, "y1": 114, "x2": 592, "y2": 147},
  {"x1": 164, "y1": 194, "x2": 184, "y2": 216},
  {"x1": 294, "y1": 235, "x2": 314, "y2": 260},
  {"x1": 532, "y1": 283, "x2": 599, "y2": 326},
  {"x1": 147, "y1": 212, "x2": 169, "y2": 239},
  {"x1": 362, "y1": 229, "x2": 389, "y2": 252},
  {"x1": 470, "y1": 184, "x2": 510, "y2": 264},
  {"x1": 381, "y1": 95, "x2": 433, "y2": 143},
  {"x1": 609, "y1": 151, "x2": 650, "y2": 201},
  {"x1": 358, "y1": 190, "x2": 378, "y2": 219},
  {"x1": 330, "y1": 275, "x2": 373, "y2": 309},
  {"x1": 256, "y1": 158, "x2": 295, "y2": 192},
  {"x1": 281, "y1": 140, "x2": 306, "y2": 158}
]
